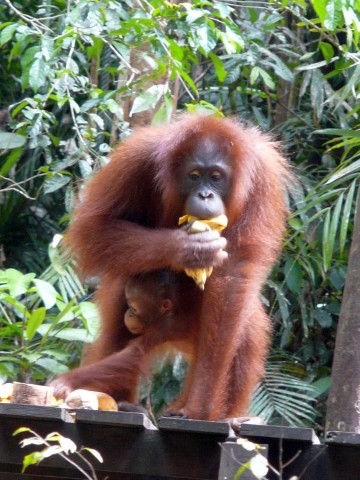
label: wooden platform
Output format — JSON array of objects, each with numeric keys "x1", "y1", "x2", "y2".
[{"x1": 0, "y1": 404, "x2": 359, "y2": 479}]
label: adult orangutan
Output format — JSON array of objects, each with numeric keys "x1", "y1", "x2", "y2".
[{"x1": 51, "y1": 114, "x2": 291, "y2": 421}]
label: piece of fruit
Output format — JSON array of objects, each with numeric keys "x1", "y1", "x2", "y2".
[
  {"x1": 64, "y1": 389, "x2": 118, "y2": 411},
  {"x1": 0, "y1": 383, "x2": 13, "y2": 402},
  {"x1": 178, "y1": 214, "x2": 228, "y2": 289}
]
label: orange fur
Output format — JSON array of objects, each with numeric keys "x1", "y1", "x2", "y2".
[{"x1": 53, "y1": 115, "x2": 291, "y2": 420}]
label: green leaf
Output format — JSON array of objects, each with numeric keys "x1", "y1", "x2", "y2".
[
  {"x1": 0, "y1": 148, "x2": 23, "y2": 175},
  {"x1": 284, "y1": 259, "x2": 303, "y2": 294},
  {"x1": 257, "y1": 46, "x2": 294, "y2": 82},
  {"x1": 83, "y1": 447, "x2": 103, "y2": 463},
  {"x1": 250, "y1": 66, "x2": 260, "y2": 84},
  {"x1": 267, "y1": 280, "x2": 289, "y2": 327},
  {"x1": 87, "y1": 36, "x2": 104, "y2": 60},
  {"x1": 326, "y1": 159, "x2": 360, "y2": 184},
  {"x1": 33, "y1": 279, "x2": 57, "y2": 309},
  {"x1": 0, "y1": 132, "x2": 26, "y2": 149},
  {"x1": 20, "y1": 435, "x2": 45, "y2": 446},
  {"x1": 130, "y1": 85, "x2": 164, "y2": 116},
  {"x1": 316, "y1": 129, "x2": 360, "y2": 138},
  {"x1": 112, "y1": 41, "x2": 130, "y2": 63},
  {"x1": 339, "y1": 180, "x2": 356, "y2": 256},
  {"x1": 36, "y1": 358, "x2": 68, "y2": 374},
  {"x1": 311, "y1": 70, "x2": 324, "y2": 119},
  {"x1": 79, "y1": 301, "x2": 100, "y2": 337},
  {"x1": 45, "y1": 432, "x2": 61, "y2": 442},
  {"x1": 193, "y1": 23, "x2": 217, "y2": 55},
  {"x1": 322, "y1": 208, "x2": 331, "y2": 271},
  {"x1": 330, "y1": 270, "x2": 345, "y2": 290},
  {"x1": 69, "y1": 97, "x2": 80, "y2": 114},
  {"x1": 208, "y1": 52, "x2": 227, "y2": 82},
  {"x1": 39, "y1": 445, "x2": 63, "y2": 459},
  {"x1": 300, "y1": 51, "x2": 317, "y2": 61},
  {"x1": 13, "y1": 427, "x2": 31, "y2": 436},
  {"x1": 105, "y1": 99, "x2": 123, "y2": 118},
  {"x1": 54, "y1": 300, "x2": 75, "y2": 324},
  {"x1": 26, "y1": 307, "x2": 46, "y2": 340},
  {"x1": 314, "y1": 309, "x2": 333, "y2": 328},
  {"x1": 258, "y1": 68, "x2": 275, "y2": 90},
  {"x1": 11, "y1": 99, "x2": 29, "y2": 117},
  {"x1": 250, "y1": 66, "x2": 275, "y2": 89},
  {"x1": 324, "y1": 0, "x2": 343, "y2": 30},
  {"x1": 213, "y1": 1, "x2": 232, "y2": 18},
  {"x1": 234, "y1": 462, "x2": 251, "y2": 480},
  {"x1": 29, "y1": 56, "x2": 47, "y2": 92},
  {"x1": 21, "y1": 46, "x2": 41, "y2": 68},
  {"x1": 89, "y1": 113, "x2": 104, "y2": 130},
  {"x1": 5, "y1": 269, "x2": 35, "y2": 297},
  {"x1": 326, "y1": 193, "x2": 344, "y2": 269},
  {"x1": 168, "y1": 39, "x2": 183, "y2": 62},
  {"x1": 296, "y1": 58, "x2": 337, "y2": 71},
  {"x1": 58, "y1": 436, "x2": 77, "y2": 454},
  {"x1": 294, "y1": 188, "x2": 345, "y2": 217},
  {"x1": 152, "y1": 96, "x2": 173, "y2": 125},
  {"x1": 311, "y1": 377, "x2": 332, "y2": 398},
  {"x1": 288, "y1": 218, "x2": 303, "y2": 230},
  {"x1": 80, "y1": 98, "x2": 99, "y2": 112},
  {"x1": 310, "y1": 0, "x2": 327, "y2": 23},
  {"x1": 0, "y1": 23, "x2": 17, "y2": 46},
  {"x1": 41, "y1": 36, "x2": 55, "y2": 62},
  {"x1": 48, "y1": 327, "x2": 94, "y2": 342},
  {"x1": 43, "y1": 174, "x2": 71, "y2": 194},
  {"x1": 176, "y1": 68, "x2": 197, "y2": 94},
  {"x1": 251, "y1": 361, "x2": 316, "y2": 425},
  {"x1": 22, "y1": 452, "x2": 44, "y2": 472},
  {"x1": 319, "y1": 42, "x2": 335, "y2": 63},
  {"x1": 186, "y1": 9, "x2": 204, "y2": 24},
  {"x1": 222, "y1": 24, "x2": 244, "y2": 53}
]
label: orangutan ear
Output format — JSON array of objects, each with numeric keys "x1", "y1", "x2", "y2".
[{"x1": 160, "y1": 299, "x2": 173, "y2": 315}]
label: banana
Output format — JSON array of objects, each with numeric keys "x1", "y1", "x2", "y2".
[{"x1": 178, "y1": 214, "x2": 228, "y2": 290}]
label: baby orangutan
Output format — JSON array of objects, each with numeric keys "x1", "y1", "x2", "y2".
[{"x1": 124, "y1": 271, "x2": 179, "y2": 336}]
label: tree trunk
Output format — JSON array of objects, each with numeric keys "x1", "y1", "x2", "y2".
[{"x1": 326, "y1": 192, "x2": 360, "y2": 433}]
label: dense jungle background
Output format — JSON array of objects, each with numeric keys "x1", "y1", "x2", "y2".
[{"x1": 1, "y1": 0, "x2": 360, "y2": 433}]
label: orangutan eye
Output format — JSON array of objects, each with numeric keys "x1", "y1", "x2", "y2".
[
  {"x1": 211, "y1": 171, "x2": 222, "y2": 182},
  {"x1": 189, "y1": 170, "x2": 201, "y2": 181}
]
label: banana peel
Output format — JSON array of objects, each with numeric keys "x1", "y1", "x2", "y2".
[
  {"x1": 178, "y1": 214, "x2": 228, "y2": 290},
  {"x1": 64, "y1": 389, "x2": 118, "y2": 411},
  {"x1": 0, "y1": 383, "x2": 13, "y2": 403}
]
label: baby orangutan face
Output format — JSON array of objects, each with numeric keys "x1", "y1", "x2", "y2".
[{"x1": 124, "y1": 281, "x2": 173, "y2": 335}]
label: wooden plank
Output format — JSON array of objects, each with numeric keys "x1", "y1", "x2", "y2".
[
  {"x1": 4, "y1": 411, "x2": 360, "y2": 480},
  {"x1": 11, "y1": 382, "x2": 53, "y2": 406},
  {"x1": 0, "y1": 404, "x2": 73, "y2": 422},
  {"x1": 0, "y1": 415, "x2": 227, "y2": 479},
  {"x1": 239, "y1": 423, "x2": 317, "y2": 443},
  {"x1": 75, "y1": 410, "x2": 156, "y2": 429},
  {"x1": 0, "y1": 474, "x2": 175, "y2": 480},
  {"x1": 326, "y1": 431, "x2": 360, "y2": 445},
  {"x1": 158, "y1": 417, "x2": 232, "y2": 436},
  {"x1": 0, "y1": 473, "x2": 80, "y2": 480}
]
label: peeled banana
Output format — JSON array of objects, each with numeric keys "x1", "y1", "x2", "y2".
[{"x1": 178, "y1": 214, "x2": 228, "y2": 290}]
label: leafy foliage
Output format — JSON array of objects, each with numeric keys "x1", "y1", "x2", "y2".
[
  {"x1": 0, "y1": 0, "x2": 360, "y2": 428},
  {"x1": 250, "y1": 360, "x2": 316, "y2": 426},
  {"x1": 14, "y1": 428, "x2": 102, "y2": 479},
  {"x1": 0, "y1": 267, "x2": 99, "y2": 383}
]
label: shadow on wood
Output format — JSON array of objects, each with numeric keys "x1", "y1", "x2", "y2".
[{"x1": 1, "y1": 405, "x2": 360, "y2": 479}]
